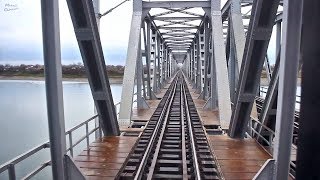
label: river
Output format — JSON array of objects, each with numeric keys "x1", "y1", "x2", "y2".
[{"x1": 0, "y1": 80, "x2": 122, "y2": 179}]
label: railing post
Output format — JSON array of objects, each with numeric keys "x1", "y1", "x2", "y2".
[
  {"x1": 68, "y1": 133, "x2": 73, "y2": 157},
  {"x1": 8, "y1": 164, "x2": 16, "y2": 180},
  {"x1": 85, "y1": 123, "x2": 90, "y2": 150},
  {"x1": 41, "y1": 0, "x2": 66, "y2": 179}
]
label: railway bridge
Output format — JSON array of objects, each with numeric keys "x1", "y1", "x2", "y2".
[{"x1": 1, "y1": 0, "x2": 319, "y2": 180}]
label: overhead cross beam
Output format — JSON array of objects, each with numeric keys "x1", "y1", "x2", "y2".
[{"x1": 143, "y1": 1, "x2": 211, "y2": 9}]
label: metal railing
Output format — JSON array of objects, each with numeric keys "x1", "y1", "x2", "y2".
[
  {"x1": 0, "y1": 113, "x2": 102, "y2": 180},
  {"x1": 248, "y1": 114, "x2": 298, "y2": 178},
  {"x1": 0, "y1": 97, "x2": 129, "y2": 180}
]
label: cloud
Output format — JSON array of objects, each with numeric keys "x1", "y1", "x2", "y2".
[{"x1": 0, "y1": 0, "x2": 132, "y2": 65}]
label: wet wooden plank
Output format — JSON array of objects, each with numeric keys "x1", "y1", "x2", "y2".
[
  {"x1": 208, "y1": 135, "x2": 271, "y2": 180},
  {"x1": 74, "y1": 136, "x2": 138, "y2": 179},
  {"x1": 197, "y1": 109, "x2": 220, "y2": 125},
  {"x1": 120, "y1": 127, "x2": 144, "y2": 133},
  {"x1": 79, "y1": 151, "x2": 129, "y2": 158},
  {"x1": 131, "y1": 108, "x2": 156, "y2": 121},
  {"x1": 223, "y1": 172, "x2": 257, "y2": 179},
  {"x1": 80, "y1": 168, "x2": 119, "y2": 177},
  {"x1": 146, "y1": 100, "x2": 161, "y2": 108},
  {"x1": 76, "y1": 161, "x2": 123, "y2": 170}
]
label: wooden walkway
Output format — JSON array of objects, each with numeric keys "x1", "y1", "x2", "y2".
[
  {"x1": 74, "y1": 136, "x2": 137, "y2": 180},
  {"x1": 208, "y1": 135, "x2": 271, "y2": 180},
  {"x1": 74, "y1": 76, "x2": 275, "y2": 179}
]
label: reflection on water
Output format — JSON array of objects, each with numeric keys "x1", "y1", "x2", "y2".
[{"x1": 0, "y1": 80, "x2": 122, "y2": 179}]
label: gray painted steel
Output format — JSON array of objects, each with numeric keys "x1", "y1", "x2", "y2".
[
  {"x1": 273, "y1": 0, "x2": 303, "y2": 179},
  {"x1": 253, "y1": 159, "x2": 275, "y2": 180},
  {"x1": 64, "y1": 155, "x2": 86, "y2": 180},
  {"x1": 119, "y1": 0, "x2": 145, "y2": 125},
  {"x1": 229, "y1": 0, "x2": 280, "y2": 138},
  {"x1": 209, "y1": 0, "x2": 232, "y2": 129},
  {"x1": 66, "y1": 0, "x2": 119, "y2": 135},
  {"x1": 40, "y1": 0, "x2": 66, "y2": 179},
  {"x1": 296, "y1": 1, "x2": 320, "y2": 178}
]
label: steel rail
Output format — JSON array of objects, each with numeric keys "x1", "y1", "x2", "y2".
[
  {"x1": 180, "y1": 83, "x2": 188, "y2": 179},
  {"x1": 145, "y1": 82, "x2": 177, "y2": 180},
  {"x1": 134, "y1": 76, "x2": 179, "y2": 180},
  {"x1": 182, "y1": 82, "x2": 201, "y2": 180}
]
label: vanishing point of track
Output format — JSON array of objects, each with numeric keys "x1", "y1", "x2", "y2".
[{"x1": 117, "y1": 72, "x2": 221, "y2": 179}]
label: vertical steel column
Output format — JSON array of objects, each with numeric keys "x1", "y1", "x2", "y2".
[
  {"x1": 296, "y1": 1, "x2": 320, "y2": 178},
  {"x1": 150, "y1": 28, "x2": 157, "y2": 92},
  {"x1": 136, "y1": 40, "x2": 149, "y2": 109},
  {"x1": 155, "y1": 34, "x2": 161, "y2": 92},
  {"x1": 196, "y1": 35, "x2": 202, "y2": 93},
  {"x1": 192, "y1": 42, "x2": 198, "y2": 88},
  {"x1": 159, "y1": 39, "x2": 164, "y2": 87},
  {"x1": 198, "y1": 26, "x2": 206, "y2": 97},
  {"x1": 142, "y1": 21, "x2": 154, "y2": 99},
  {"x1": 273, "y1": 0, "x2": 303, "y2": 179},
  {"x1": 40, "y1": 0, "x2": 66, "y2": 179},
  {"x1": 210, "y1": 0, "x2": 232, "y2": 128},
  {"x1": 162, "y1": 46, "x2": 167, "y2": 84},
  {"x1": 119, "y1": 0, "x2": 148, "y2": 125}
]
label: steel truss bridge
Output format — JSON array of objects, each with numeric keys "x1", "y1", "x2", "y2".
[{"x1": 0, "y1": 0, "x2": 319, "y2": 180}]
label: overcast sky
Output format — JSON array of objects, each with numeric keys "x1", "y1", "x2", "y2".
[
  {"x1": 0, "y1": 0, "x2": 276, "y2": 65},
  {"x1": 0, "y1": 0, "x2": 133, "y2": 65}
]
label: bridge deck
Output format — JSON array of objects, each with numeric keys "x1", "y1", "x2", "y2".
[
  {"x1": 74, "y1": 78, "x2": 272, "y2": 179},
  {"x1": 208, "y1": 135, "x2": 271, "y2": 180},
  {"x1": 74, "y1": 136, "x2": 138, "y2": 180}
]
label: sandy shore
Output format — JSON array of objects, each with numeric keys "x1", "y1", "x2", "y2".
[{"x1": 0, "y1": 76, "x2": 123, "y2": 84}]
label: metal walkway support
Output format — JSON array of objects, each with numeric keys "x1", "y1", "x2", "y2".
[
  {"x1": 296, "y1": 1, "x2": 320, "y2": 179},
  {"x1": 229, "y1": 0, "x2": 280, "y2": 138},
  {"x1": 41, "y1": 0, "x2": 66, "y2": 179},
  {"x1": 66, "y1": 0, "x2": 119, "y2": 135},
  {"x1": 207, "y1": 0, "x2": 232, "y2": 128},
  {"x1": 273, "y1": 0, "x2": 303, "y2": 179},
  {"x1": 119, "y1": 0, "x2": 151, "y2": 125}
]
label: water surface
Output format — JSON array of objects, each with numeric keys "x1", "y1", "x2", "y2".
[{"x1": 0, "y1": 80, "x2": 122, "y2": 179}]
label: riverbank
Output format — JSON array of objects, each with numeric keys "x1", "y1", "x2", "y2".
[
  {"x1": 0, "y1": 75, "x2": 123, "y2": 84},
  {"x1": 0, "y1": 76, "x2": 301, "y2": 86}
]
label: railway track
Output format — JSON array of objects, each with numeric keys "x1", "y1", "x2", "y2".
[{"x1": 117, "y1": 73, "x2": 221, "y2": 179}]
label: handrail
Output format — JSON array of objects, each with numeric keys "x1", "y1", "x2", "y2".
[
  {"x1": 248, "y1": 115, "x2": 297, "y2": 178},
  {"x1": 0, "y1": 113, "x2": 101, "y2": 180}
]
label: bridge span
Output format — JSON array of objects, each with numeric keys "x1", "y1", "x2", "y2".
[{"x1": 1, "y1": 0, "x2": 319, "y2": 180}]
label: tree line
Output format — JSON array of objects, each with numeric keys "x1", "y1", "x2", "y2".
[{"x1": 0, "y1": 64, "x2": 124, "y2": 78}]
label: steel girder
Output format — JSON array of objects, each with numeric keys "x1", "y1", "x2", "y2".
[
  {"x1": 149, "y1": 28, "x2": 158, "y2": 93},
  {"x1": 119, "y1": 0, "x2": 150, "y2": 125},
  {"x1": 136, "y1": 40, "x2": 149, "y2": 109},
  {"x1": 203, "y1": 0, "x2": 232, "y2": 129},
  {"x1": 273, "y1": 0, "x2": 303, "y2": 179},
  {"x1": 296, "y1": 1, "x2": 320, "y2": 178},
  {"x1": 228, "y1": 0, "x2": 280, "y2": 138},
  {"x1": 143, "y1": 1, "x2": 211, "y2": 9},
  {"x1": 66, "y1": 0, "x2": 119, "y2": 135},
  {"x1": 142, "y1": 21, "x2": 156, "y2": 100},
  {"x1": 41, "y1": 0, "x2": 66, "y2": 179}
]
